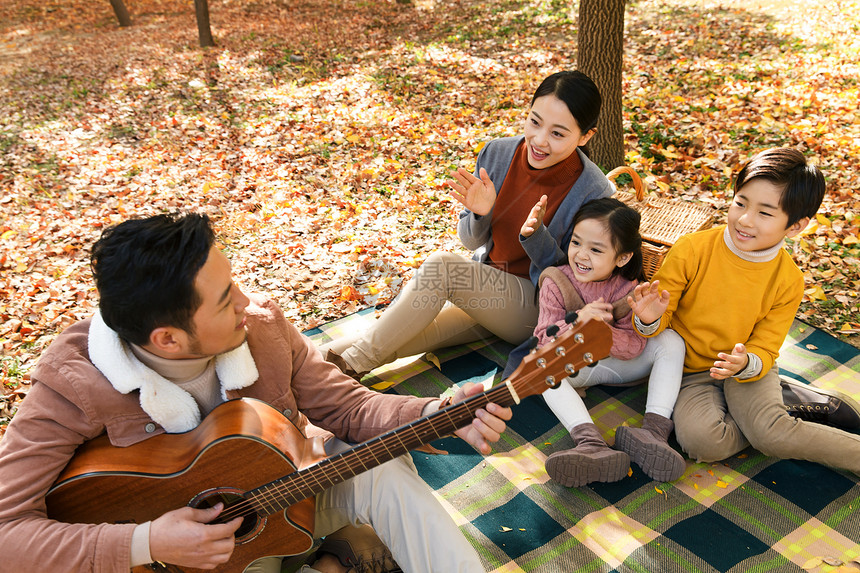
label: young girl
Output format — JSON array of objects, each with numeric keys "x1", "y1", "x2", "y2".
[
  {"x1": 503, "y1": 198, "x2": 687, "y2": 487},
  {"x1": 322, "y1": 71, "x2": 615, "y2": 379}
]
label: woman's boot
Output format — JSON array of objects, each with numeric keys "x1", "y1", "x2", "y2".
[
  {"x1": 545, "y1": 423, "x2": 631, "y2": 487},
  {"x1": 614, "y1": 412, "x2": 686, "y2": 482}
]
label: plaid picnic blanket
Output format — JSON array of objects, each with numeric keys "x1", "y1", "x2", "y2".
[{"x1": 307, "y1": 312, "x2": 860, "y2": 572}]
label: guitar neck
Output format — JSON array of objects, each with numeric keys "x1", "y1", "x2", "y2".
[
  {"x1": 247, "y1": 384, "x2": 514, "y2": 516},
  {"x1": 243, "y1": 318, "x2": 611, "y2": 518}
]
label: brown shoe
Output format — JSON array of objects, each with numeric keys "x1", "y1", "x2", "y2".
[
  {"x1": 325, "y1": 349, "x2": 369, "y2": 382},
  {"x1": 316, "y1": 524, "x2": 401, "y2": 573},
  {"x1": 781, "y1": 376, "x2": 860, "y2": 430},
  {"x1": 545, "y1": 423, "x2": 631, "y2": 487},
  {"x1": 614, "y1": 413, "x2": 686, "y2": 482}
]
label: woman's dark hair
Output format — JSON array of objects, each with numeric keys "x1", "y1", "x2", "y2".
[
  {"x1": 570, "y1": 197, "x2": 644, "y2": 281},
  {"x1": 734, "y1": 147, "x2": 826, "y2": 228},
  {"x1": 531, "y1": 70, "x2": 602, "y2": 134},
  {"x1": 90, "y1": 213, "x2": 216, "y2": 345}
]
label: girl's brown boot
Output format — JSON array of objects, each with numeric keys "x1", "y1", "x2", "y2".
[
  {"x1": 545, "y1": 423, "x2": 631, "y2": 487},
  {"x1": 614, "y1": 412, "x2": 686, "y2": 482}
]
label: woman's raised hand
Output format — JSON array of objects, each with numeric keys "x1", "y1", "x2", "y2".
[
  {"x1": 448, "y1": 167, "x2": 497, "y2": 216},
  {"x1": 520, "y1": 195, "x2": 548, "y2": 237}
]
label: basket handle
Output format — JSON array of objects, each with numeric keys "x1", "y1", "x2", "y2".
[{"x1": 606, "y1": 166, "x2": 645, "y2": 201}]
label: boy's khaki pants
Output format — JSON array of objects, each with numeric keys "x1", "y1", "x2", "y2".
[{"x1": 673, "y1": 365, "x2": 860, "y2": 476}]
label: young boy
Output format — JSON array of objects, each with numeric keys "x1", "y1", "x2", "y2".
[{"x1": 629, "y1": 147, "x2": 860, "y2": 475}]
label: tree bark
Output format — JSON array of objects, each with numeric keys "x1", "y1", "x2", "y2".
[
  {"x1": 108, "y1": 0, "x2": 132, "y2": 27},
  {"x1": 194, "y1": 0, "x2": 216, "y2": 47},
  {"x1": 577, "y1": 0, "x2": 626, "y2": 170}
]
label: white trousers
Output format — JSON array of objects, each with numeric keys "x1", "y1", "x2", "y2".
[
  {"x1": 544, "y1": 329, "x2": 686, "y2": 432},
  {"x1": 246, "y1": 439, "x2": 484, "y2": 573}
]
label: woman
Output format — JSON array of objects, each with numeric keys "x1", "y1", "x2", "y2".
[{"x1": 323, "y1": 70, "x2": 614, "y2": 379}]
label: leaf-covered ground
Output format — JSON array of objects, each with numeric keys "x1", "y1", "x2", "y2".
[{"x1": 2, "y1": 0, "x2": 859, "y2": 428}]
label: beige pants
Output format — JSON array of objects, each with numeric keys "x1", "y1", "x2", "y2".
[
  {"x1": 673, "y1": 365, "x2": 860, "y2": 476},
  {"x1": 246, "y1": 440, "x2": 484, "y2": 573},
  {"x1": 324, "y1": 251, "x2": 539, "y2": 373}
]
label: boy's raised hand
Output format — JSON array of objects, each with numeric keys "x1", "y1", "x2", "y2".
[
  {"x1": 448, "y1": 167, "x2": 497, "y2": 216},
  {"x1": 520, "y1": 195, "x2": 548, "y2": 238},
  {"x1": 711, "y1": 343, "x2": 748, "y2": 380},
  {"x1": 628, "y1": 281, "x2": 670, "y2": 325}
]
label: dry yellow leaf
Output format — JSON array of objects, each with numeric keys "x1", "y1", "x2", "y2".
[
  {"x1": 425, "y1": 353, "x2": 442, "y2": 370},
  {"x1": 804, "y1": 285, "x2": 827, "y2": 301},
  {"x1": 716, "y1": 480, "x2": 728, "y2": 488}
]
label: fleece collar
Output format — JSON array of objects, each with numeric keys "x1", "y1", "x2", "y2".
[{"x1": 87, "y1": 311, "x2": 259, "y2": 433}]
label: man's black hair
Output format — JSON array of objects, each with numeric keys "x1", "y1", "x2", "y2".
[{"x1": 90, "y1": 213, "x2": 216, "y2": 345}]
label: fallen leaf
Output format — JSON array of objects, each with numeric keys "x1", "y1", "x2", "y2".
[{"x1": 425, "y1": 352, "x2": 442, "y2": 370}]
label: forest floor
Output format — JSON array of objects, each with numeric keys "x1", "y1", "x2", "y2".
[{"x1": 1, "y1": 0, "x2": 859, "y2": 427}]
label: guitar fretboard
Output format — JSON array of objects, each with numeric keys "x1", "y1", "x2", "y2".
[{"x1": 248, "y1": 384, "x2": 514, "y2": 516}]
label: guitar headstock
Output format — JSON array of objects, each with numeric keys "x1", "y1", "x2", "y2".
[{"x1": 504, "y1": 318, "x2": 612, "y2": 403}]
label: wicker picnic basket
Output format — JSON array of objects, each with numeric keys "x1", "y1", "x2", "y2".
[{"x1": 606, "y1": 166, "x2": 714, "y2": 279}]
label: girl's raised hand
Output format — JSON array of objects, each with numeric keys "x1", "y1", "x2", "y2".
[
  {"x1": 447, "y1": 167, "x2": 497, "y2": 216},
  {"x1": 628, "y1": 281, "x2": 670, "y2": 325},
  {"x1": 577, "y1": 298, "x2": 613, "y2": 324},
  {"x1": 520, "y1": 195, "x2": 548, "y2": 238}
]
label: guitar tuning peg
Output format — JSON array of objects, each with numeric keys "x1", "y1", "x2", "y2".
[
  {"x1": 526, "y1": 336, "x2": 539, "y2": 353},
  {"x1": 545, "y1": 324, "x2": 560, "y2": 338},
  {"x1": 564, "y1": 311, "x2": 579, "y2": 324},
  {"x1": 587, "y1": 360, "x2": 599, "y2": 368}
]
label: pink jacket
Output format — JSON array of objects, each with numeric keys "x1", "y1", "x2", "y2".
[{"x1": 0, "y1": 295, "x2": 432, "y2": 572}]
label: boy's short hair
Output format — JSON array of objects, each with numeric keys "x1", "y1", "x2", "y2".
[
  {"x1": 90, "y1": 213, "x2": 216, "y2": 345},
  {"x1": 734, "y1": 147, "x2": 826, "y2": 228}
]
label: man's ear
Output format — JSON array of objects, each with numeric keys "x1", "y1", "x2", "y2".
[
  {"x1": 147, "y1": 326, "x2": 189, "y2": 356},
  {"x1": 785, "y1": 216, "x2": 811, "y2": 239}
]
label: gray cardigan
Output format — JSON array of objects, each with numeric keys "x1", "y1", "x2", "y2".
[{"x1": 457, "y1": 136, "x2": 614, "y2": 284}]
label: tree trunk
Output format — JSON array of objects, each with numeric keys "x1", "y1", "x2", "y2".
[
  {"x1": 194, "y1": 0, "x2": 216, "y2": 47},
  {"x1": 108, "y1": 0, "x2": 132, "y2": 27},
  {"x1": 577, "y1": 0, "x2": 626, "y2": 170}
]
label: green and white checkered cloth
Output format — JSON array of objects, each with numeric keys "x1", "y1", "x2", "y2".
[{"x1": 308, "y1": 314, "x2": 860, "y2": 572}]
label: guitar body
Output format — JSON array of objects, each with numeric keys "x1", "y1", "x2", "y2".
[{"x1": 46, "y1": 399, "x2": 324, "y2": 573}]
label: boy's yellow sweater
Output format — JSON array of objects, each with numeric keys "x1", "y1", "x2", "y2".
[{"x1": 646, "y1": 225, "x2": 803, "y2": 382}]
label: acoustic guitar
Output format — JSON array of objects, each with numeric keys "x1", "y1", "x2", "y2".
[{"x1": 46, "y1": 317, "x2": 611, "y2": 572}]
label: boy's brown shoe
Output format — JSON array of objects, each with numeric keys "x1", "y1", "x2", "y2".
[{"x1": 781, "y1": 377, "x2": 860, "y2": 430}]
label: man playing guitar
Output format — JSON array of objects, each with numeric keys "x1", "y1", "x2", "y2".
[{"x1": 0, "y1": 213, "x2": 512, "y2": 572}]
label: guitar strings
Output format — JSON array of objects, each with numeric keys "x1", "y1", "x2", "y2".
[
  {"x1": 212, "y1": 335, "x2": 589, "y2": 525},
  {"x1": 212, "y1": 388, "x2": 511, "y2": 523}
]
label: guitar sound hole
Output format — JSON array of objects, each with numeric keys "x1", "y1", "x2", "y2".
[{"x1": 189, "y1": 487, "x2": 265, "y2": 544}]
